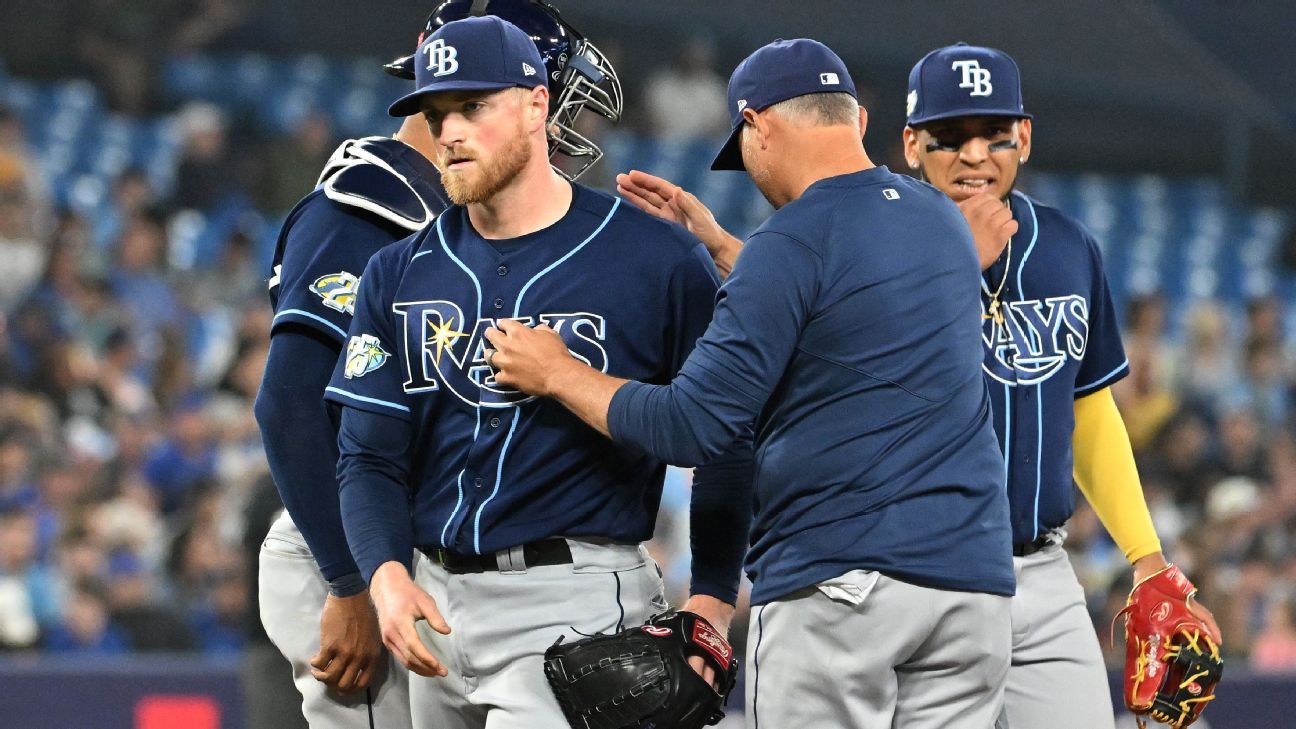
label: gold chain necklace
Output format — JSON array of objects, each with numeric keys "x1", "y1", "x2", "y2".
[{"x1": 983, "y1": 201, "x2": 1013, "y2": 326}]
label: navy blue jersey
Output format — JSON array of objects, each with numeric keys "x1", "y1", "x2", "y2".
[
  {"x1": 269, "y1": 137, "x2": 449, "y2": 343},
  {"x1": 256, "y1": 136, "x2": 448, "y2": 585},
  {"x1": 982, "y1": 191, "x2": 1129, "y2": 546},
  {"x1": 609, "y1": 167, "x2": 1015, "y2": 605},
  {"x1": 325, "y1": 183, "x2": 751, "y2": 599}
]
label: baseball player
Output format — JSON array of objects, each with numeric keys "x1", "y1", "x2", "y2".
[
  {"x1": 254, "y1": 81, "x2": 448, "y2": 729},
  {"x1": 323, "y1": 14, "x2": 751, "y2": 729},
  {"x1": 254, "y1": 2, "x2": 617, "y2": 725},
  {"x1": 900, "y1": 44, "x2": 1220, "y2": 729},
  {"x1": 612, "y1": 42, "x2": 1224, "y2": 729},
  {"x1": 486, "y1": 38, "x2": 1015, "y2": 728}
]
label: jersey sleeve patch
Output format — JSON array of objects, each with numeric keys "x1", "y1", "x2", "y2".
[
  {"x1": 344, "y1": 333, "x2": 391, "y2": 379},
  {"x1": 311, "y1": 271, "x2": 361, "y2": 315}
]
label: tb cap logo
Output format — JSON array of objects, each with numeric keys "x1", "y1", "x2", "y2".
[
  {"x1": 951, "y1": 59, "x2": 993, "y2": 96},
  {"x1": 423, "y1": 39, "x2": 459, "y2": 77}
]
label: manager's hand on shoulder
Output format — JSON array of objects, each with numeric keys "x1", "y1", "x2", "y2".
[
  {"x1": 369, "y1": 561, "x2": 452, "y2": 678},
  {"x1": 617, "y1": 170, "x2": 742, "y2": 275}
]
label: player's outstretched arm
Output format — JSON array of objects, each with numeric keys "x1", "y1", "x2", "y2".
[
  {"x1": 1073, "y1": 387, "x2": 1220, "y2": 641},
  {"x1": 368, "y1": 561, "x2": 452, "y2": 678},
  {"x1": 616, "y1": 170, "x2": 743, "y2": 277}
]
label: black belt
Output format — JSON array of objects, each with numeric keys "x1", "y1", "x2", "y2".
[
  {"x1": 422, "y1": 538, "x2": 573, "y2": 574},
  {"x1": 1013, "y1": 533, "x2": 1054, "y2": 557}
]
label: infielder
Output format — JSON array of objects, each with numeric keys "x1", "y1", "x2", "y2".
[
  {"x1": 255, "y1": 1, "x2": 615, "y2": 725},
  {"x1": 612, "y1": 42, "x2": 1224, "y2": 729},
  {"x1": 487, "y1": 38, "x2": 1015, "y2": 728},
  {"x1": 901, "y1": 44, "x2": 1219, "y2": 729},
  {"x1": 324, "y1": 15, "x2": 751, "y2": 729}
]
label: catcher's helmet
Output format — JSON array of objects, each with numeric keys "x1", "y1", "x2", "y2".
[{"x1": 386, "y1": 0, "x2": 622, "y2": 180}]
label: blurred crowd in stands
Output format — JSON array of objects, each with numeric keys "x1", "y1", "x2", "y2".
[{"x1": 1, "y1": 33, "x2": 1296, "y2": 681}]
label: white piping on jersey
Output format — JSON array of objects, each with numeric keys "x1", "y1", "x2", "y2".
[
  {"x1": 274, "y1": 308, "x2": 348, "y2": 340},
  {"x1": 324, "y1": 386, "x2": 411, "y2": 414},
  {"x1": 475, "y1": 407, "x2": 520, "y2": 554},
  {"x1": 513, "y1": 198, "x2": 621, "y2": 316}
]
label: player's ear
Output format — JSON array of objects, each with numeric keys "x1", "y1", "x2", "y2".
[
  {"x1": 743, "y1": 108, "x2": 771, "y2": 150},
  {"x1": 1016, "y1": 119, "x2": 1032, "y2": 165},
  {"x1": 857, "y1": 105, "x2": 868, "y2": 138},
  {"x1": 526, "y1": 86, "x2": 549, "y2": 132},
  {"x1": 902, "y1": 126, "x2": 921, "y2": 170}
]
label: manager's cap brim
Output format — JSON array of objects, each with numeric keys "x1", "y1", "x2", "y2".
[{"x1": 710, "y1": 124, "x2": 745, "y2": 171}]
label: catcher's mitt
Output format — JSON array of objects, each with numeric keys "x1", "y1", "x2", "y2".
[
  {"x1": 543, "y1": 610, "x2": 738, "y2": 729},
  {"x1": 1114, "y1": 564, "x2": 1223, "y2": 728}
]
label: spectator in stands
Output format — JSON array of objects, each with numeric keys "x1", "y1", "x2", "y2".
[
  {"x1": 92, "y1": 169, "x2": 158, "y2": 261},
  {"x1": 189, "y1": 565, "x2": 247, "y2": 654},
  {"x1": 173, "y1": 103, "x2": 240, "y2": 212},
  {"x1": 104, "y1": 549, "x2": 194, "y2": 652},
  {"x1": 143, "y1": 399, "x2": 216, "y2": 515},
  {"x1": 43, "y1": 581, "x2": 128, "y2": 653},
  {"x1": 110, "y1": 210, "x2": 183, "y2": 366},
  {"x1": 643, "y1": 36, "x2": 729, "y2": 140},
  {"x1": 1178, "y1": 303, "x2": 1240, "y2": 413},
  {"x1": 1252, "y1": 596, "x2": 1296, "y2": 671},
  {"x1": 258, "y1": 110, "x2": 335, "y2": 214},
  {"x1": 0, "y1": 164, "x2": 47, "y2": 312}
]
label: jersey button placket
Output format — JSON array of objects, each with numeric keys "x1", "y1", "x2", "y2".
[
  {"x1": 493, "y1": 297, "x2": 504, "y2": 310},
  {"x1": 497, "y1": 265, "x2": 508, "y2": 276}
]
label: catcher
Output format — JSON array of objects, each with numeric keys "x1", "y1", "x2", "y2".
[{"x1": 612, "y1": 43, "x2": 1223, "y2": 729}]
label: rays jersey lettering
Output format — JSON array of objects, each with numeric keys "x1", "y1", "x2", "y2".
[
  {"x1": 393, "y1": 300, "x2": 608, "y2": 407},
  {"x1": 982, "y1": 294, "x2": 1089, "y2": 385}
]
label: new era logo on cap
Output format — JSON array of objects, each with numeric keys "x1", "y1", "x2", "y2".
[
  {"x1": 820, "y1": 72, "x2": 839, "y2": 85},
  {"x1": 522, "y1": 62, "x2": 536, "y2": 77}
]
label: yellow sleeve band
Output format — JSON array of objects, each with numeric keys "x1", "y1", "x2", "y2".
[{"x1": 1072, "y1": 387, "x2": 1162, "y2": 564}]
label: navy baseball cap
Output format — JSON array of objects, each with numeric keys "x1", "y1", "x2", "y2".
[
  {"x1": 906, "y1": 43, "x2": 1032, "y2": 126},
  {"x1": 387, "y1": 15, "x2": 547, "y2": 118},
  {"x1": 711, "y1": 38, "x2": 858, "y2": 171}
]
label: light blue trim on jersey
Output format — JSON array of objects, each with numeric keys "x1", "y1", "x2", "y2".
[
  {"x1": 324, "y1": 386, "x2": 411, "y2": 414},
  {"x1": 1001, "y1": 382, "x2": 1011, "y2": 479},
  {"x1": 1033, "y1": 384, "x2": 1043, "y2": 540},
  {"x1": 438, "y1": 408, "x2": 482, "y2": 548},
  {"x1": 513, "y1": 198, "x2": 621, "y2": 316},
  {"x1": 424, "y1": 214, "x2": 488, "y2": 550},
  {"x1": 440, "y1": 471, "x2": 465, "y2": 548},
  {"x1": 473, "y1": 407, "x2": 521, "y2": 554},
  {"x1": 274, "y1": 309, "x2": 348, "y2": 340},
  {"x1": 429, "y1": 214, "x2": 484, "y2": 322},
  {"x1": 1074, "y1": 358, "x2": 1130, "y2": 394},
  {"x1": 1013, "y1": 192, "x2": 1044, "y2": 542},
  {"x1": 1013, "y1": 193, "x2": 1041, "y2": 302}
]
